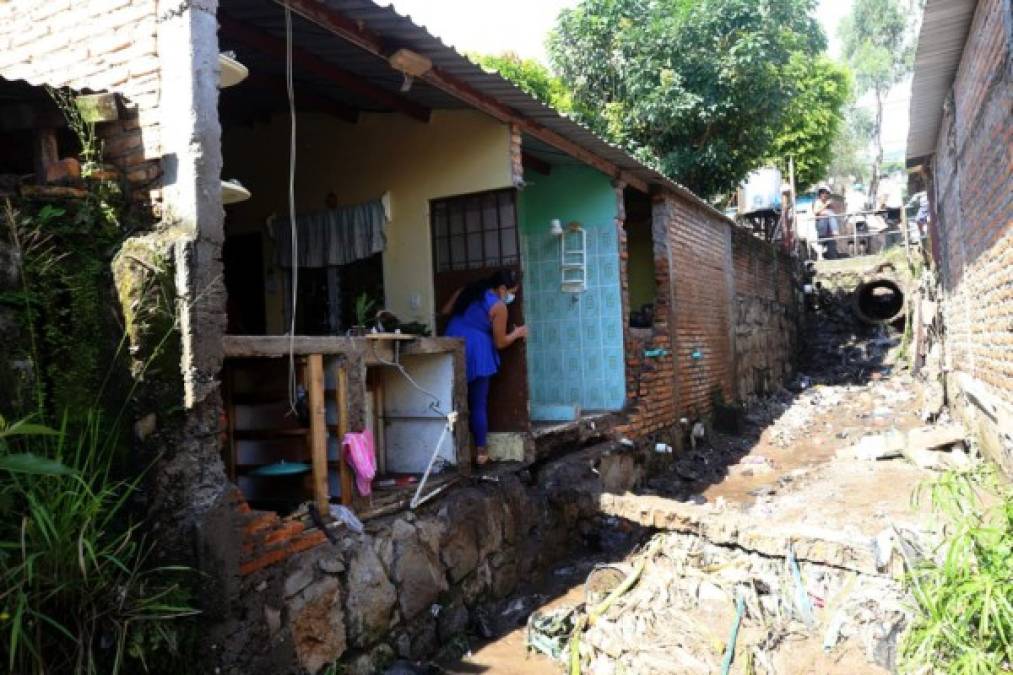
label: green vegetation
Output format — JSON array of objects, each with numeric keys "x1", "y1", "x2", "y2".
[
  {"x1": 839, "y1": 0, "x2": 919, "y2": 205},
  {"x1": 1, "y1": 88, "x2": 139, "y2": 419},
  {"x1": 353, "y1": 291, "x2": 377, "y2": 327},
  {"x1": 766, "y1": 56, "x2": 852, "y2": 191},
  {"x1": 470, "y1": 52, "x2": 574, "y2": 113},
  {"x1": 0, "y1": 88, "x2": 196, "y2": 675},
  {"x1": 828, "y1": 104, "x2": 875, "y2": 187},
  {"x1": 900, "y1": 468, "x2": 1013, "y2": 674},
  {"x1": 545, "y1": 0, "x2": 847, "y2": 198},
  {"x1": 0, "y1": 413, "x2": 197, "y2": 674},
  {"x1": 3, "y1": 197, "x2": 127, "y2": 418}
]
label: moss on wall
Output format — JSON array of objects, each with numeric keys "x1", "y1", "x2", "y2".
[{"x1": 0, "y1": 179, "x2": 168, "y2": 421}]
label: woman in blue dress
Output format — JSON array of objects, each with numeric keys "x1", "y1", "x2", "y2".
[{"x1": 442, "y1": 270, "x2": 527, "y2": 465}]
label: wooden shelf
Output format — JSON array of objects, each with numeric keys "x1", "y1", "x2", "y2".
[
  {"x1": 233, "y1": 428, "x2": 310, "y2": 440},
  {"x1": 229, "y1": 393, "x2": 290, "y2": 405},
  {"x1": 364, "y1": 332, "x2": 416, "y2": 341}
]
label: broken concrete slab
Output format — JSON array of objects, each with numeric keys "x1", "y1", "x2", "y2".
[
  {"x1": 839, "y1": 430, "x2": 906, "y2": 460},
  {"x1": 599, "y1": 493, "x2": 882, "y2": 575},
  {"x1": 906, "y1": 424, "x2": 966, "y2": 452},
  {"x1": 841, "y1": 424, "x2": 966, "y2": 464},
  {"x1": 904, "y1": 447, "x2": 971, "y2": 471}
]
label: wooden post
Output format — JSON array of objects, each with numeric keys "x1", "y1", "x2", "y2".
[
  {"x1": 336, "y1": 363, "x2": 354, "y2": 507},
  {"x1": 224, "y1": 365, "x2": 237, "y2": 480},
  {"x1": 901, "y1": 199, "x2": 912, "y2": 261},
  {"x1": 307, "y1": 353, "x2": 329, "y2": 515},
  {"x1": 33, "y1": 128, "x2": 59, "y2": 183}
]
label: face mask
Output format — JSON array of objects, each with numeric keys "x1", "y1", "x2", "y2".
[{"x1": 504, "y1": 292, "x2": 516, "y2": 305}]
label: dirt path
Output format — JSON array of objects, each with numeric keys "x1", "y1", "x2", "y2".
[{"x1": 437, "y1": 366, "x2": 954, "y2": 674}]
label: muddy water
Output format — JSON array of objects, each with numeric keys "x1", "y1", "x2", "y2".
[
  {"x1": 440, "y1": 574, "x2": 583, "y2": 674},
  {"x1": 440, "y1": 545, "x2": 632, "y2": 674}
]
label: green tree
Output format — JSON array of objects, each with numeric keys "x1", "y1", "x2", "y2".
[
  {"x1": 828, "y1": 104, "x2": 875, "y2": 188},
  {"x1": 839, "y1": 0, "x2": 917, "y2": 206},
  {"x1": 767, "y1": 56, "x2": 852, "y2": 191},
  {"x1": 470, "y1": 52, "x2": 574, "y2": 113},
  {"x1": 547, "y1": 0, "x2": 843, "y2": 198}
]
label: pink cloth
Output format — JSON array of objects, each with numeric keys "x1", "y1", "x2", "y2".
[{"x1": 342, "y1": 430, "x2": 376, "y2": 496}]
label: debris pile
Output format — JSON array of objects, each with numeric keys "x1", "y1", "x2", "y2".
[{"x1": 527, "y1": 531, "x2": 913, "y2": 674}]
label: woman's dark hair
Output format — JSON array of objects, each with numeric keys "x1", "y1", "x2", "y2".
[{"x1": 450, "y1": 269, "x2": 519, "y2": 317}]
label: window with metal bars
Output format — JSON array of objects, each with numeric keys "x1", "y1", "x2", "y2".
[{"x1": 431, "y1": 189, "x2": 519, "y2": 272}]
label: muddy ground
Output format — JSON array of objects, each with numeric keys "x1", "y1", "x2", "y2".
[{"x1": 396, "y1": 278, "x2": 968, "y2": 674}]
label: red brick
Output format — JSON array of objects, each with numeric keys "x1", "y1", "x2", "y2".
[
  {"x1": 263, "y1": 520, "x2": 306, "y2": 546},
  {"x1": 244, "y1": 512, "x2": 280, "y2": 537}
]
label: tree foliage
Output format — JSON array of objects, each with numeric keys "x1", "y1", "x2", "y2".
[
  {"x1": 839, "y1": 0, "x2": 918, "y2": 204},
  {"x1": 470, "y1": 51, "x2": 574, "y2": 113},
  {"x1": 767, "y1": 56, "x2": 852, "y2": 190},
  {"x1": 547, "y1": 0, "x2": 844, "y2": 198},
  {"x1": 840, "y1": 0, "x2": 913, "y2": 95},
  {"x1": 828, "y1": 104, "x2": 875, "y2": 187}
]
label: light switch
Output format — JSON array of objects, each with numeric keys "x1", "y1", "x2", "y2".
[{"x1": 409, "y1": 293, "x2": 421, "y2": 310}]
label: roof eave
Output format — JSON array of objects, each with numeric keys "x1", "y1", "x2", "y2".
[{"x1": 905, "y1": 0, "x2": 977, "y2": 162}]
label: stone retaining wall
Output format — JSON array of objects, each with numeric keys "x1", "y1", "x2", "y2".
[{"x1": 206, "y1": 442, "x2": 650, "y2": 675}]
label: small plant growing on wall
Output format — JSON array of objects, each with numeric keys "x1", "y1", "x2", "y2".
[{"x1": 352, "y1": 292, "x2": 376, "y2": 335}]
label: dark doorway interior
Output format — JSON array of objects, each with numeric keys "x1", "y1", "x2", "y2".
[
  {"x1": 224, "y1": 233, "x2": 267, "y2": 334},
  {"x1": 431, "y1": 188, "x2": 529, "y2": 433},
  {"x1": 624, "y1": 188, "x2": 657, "y2": 328}
]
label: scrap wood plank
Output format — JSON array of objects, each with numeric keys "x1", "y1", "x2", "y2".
[
  {"x1": 335, "y1": 362, "x2": 354, "y2": 507},
  {"x1": 307, "y1": 353, "x2": 329, "y2": 515}
]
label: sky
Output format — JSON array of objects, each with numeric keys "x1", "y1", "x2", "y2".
[{"x1": 380, "y1": 0, "x2": 911, "y2": 158}]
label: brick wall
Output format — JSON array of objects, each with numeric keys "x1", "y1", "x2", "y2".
[
  {"x1": 668, "y1": 197, "x2": 735, "y2": 417},
  {"x1": 619, "y1": 193, "x2": 677, "y2": 437},
  {"x1": 927, "y1": 0, "x2": 1012, "y2": 470},
  {"x1": 619, "y1": 193, "x2": 797, "y2": 435},
  {"x1": 0, "y1": 0, "x2": 163, "y2": 198},
  {"x1": 731, "y1": 228, "x2": 798, "y2": 402}
]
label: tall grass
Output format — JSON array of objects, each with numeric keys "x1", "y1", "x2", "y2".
[
  {"x1": 0, "y1": 414, "x2": 197, "y2": 674},
  {"x1": 900, "y1": 468, "x2": 1013, "y2": 674}
]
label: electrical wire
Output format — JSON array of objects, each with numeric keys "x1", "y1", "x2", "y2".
[
  {"x1": 284, "y1": 3, "x2": 299, "y2": 414},
  {"x1": 369, "y1": 339, "x2": 448, "y2": 419},
  {"x1": 366, "y1": 338, "x2": 458, "y2": 509}
]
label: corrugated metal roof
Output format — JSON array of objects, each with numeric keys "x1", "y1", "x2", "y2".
[
  {"x1": 906, "y1": 0, "x2": 977, "y2": 163},
  {"x1": 221, "y1": 0, "x2": 728, "y2": 221},
  {"x1": 331, "y1": 0, "x2": 721, "y2": 214}
]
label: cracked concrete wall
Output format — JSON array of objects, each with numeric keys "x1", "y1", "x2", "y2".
[{"x1": 142, "y1": 0, "x2": 233, "y2": 572}]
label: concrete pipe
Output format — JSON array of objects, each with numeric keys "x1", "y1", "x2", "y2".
[{"x1": 853, "y1": 278, "x2": 905, "y2": 324}]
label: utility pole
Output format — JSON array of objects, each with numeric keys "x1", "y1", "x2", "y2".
[
  {"x1": 788, "y1": 157, "x2": 797, "y2": 255},
  {"x1": 901, "y1": 196, "x2": 911, "y2": 262}
]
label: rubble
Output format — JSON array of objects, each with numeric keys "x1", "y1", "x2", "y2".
[
  {"x1": 524, "y1": 531, "x2": 913, "y2": 675},
  {"x1": 840, "y1": 423, "x2": 971, "y2": 470}
]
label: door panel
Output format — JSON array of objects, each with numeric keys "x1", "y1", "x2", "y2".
[{"x1": 431, "y1": 190, "x2": 529, "y2": 433}]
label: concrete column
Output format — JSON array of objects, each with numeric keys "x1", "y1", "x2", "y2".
[
  {"x1": 151, "y1": 0, "x2": 234, "y2": 569},
  {"x1": 159, "y1": 0, "x2": 226, "y2": 408}
]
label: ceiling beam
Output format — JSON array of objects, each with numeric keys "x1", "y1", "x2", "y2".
[
  {"x1": 0, "y1": 103, "x2": 66, "y2": 132},
  {"x1": 218, "y1": 13, "x2": 430, "y2": 123},
  {"x1": 241, "y1": 72, "x2": 359, "y2": 123},
  {"x1": 423, "y1": 67, "x2": 650, "y2": 193},
  {"x1": 521, "y1": 151, "x2": 551, "y2": 176},
  {"x1": 272, "y1": 0, "x2": 651, "y2": 193}
]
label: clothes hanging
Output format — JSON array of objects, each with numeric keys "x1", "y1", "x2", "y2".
[
  {"x1": 342, "y1": 430, "x2": 376, "y2": 497},
  {"x1": 274, "y1": 198, "x2": 387, "y2": 268}
]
